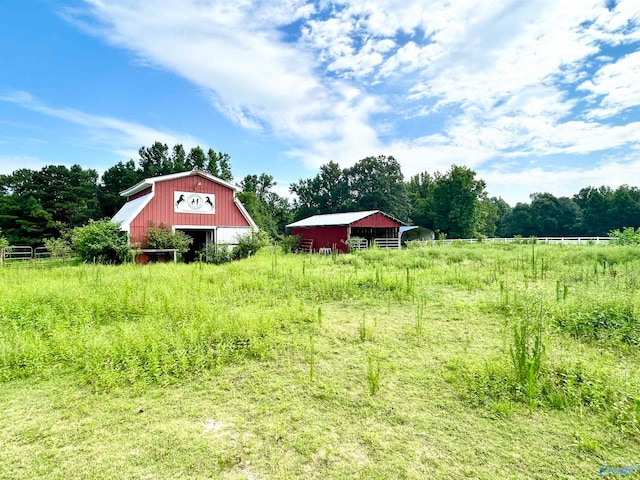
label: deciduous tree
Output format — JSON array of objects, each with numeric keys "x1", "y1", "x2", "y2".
[
  {"x1": 430, "y1": 165, "x2": 487, "y2": 238},
  {"x1": 345, "y1": 155, "x2": 410, "y2": 222}
]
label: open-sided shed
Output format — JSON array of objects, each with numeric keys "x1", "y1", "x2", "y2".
[
  {"x1": 287, "y1": 210, "x2": 403, "y2": 253},
  {"x1": 112, "y1": 170, "x2": 257, "y2": 262}
]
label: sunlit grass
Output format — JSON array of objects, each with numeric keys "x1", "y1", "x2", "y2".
[{"x1": 0, "y1": 243, "x2": 639, "y2": 478}]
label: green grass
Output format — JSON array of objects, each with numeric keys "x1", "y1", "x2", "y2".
[{"x1": 1, "y1": 243, "x2": 639, "y2": 478}]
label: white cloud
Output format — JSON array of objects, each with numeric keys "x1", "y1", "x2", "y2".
[
  {"x1": 0, "y1": 90, "x2": 201, "y2": 158},
  {"x1": 57, "y1": 0, "x2": 640, "y2": 203},
  {"x1": 0, "y1": 155, "x2": 47, "y2": 175},
  {"x1": 67, "y1": 0, "x2": 381, "y2": 171},
  {"x1": 579, "y1": 50, "x2": 640, "y2": 119},
  {"x1": 481, "y1": 157, "x2": 640, "y2": 206}
]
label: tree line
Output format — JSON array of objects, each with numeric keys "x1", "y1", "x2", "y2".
[{"x1": 0, "y1": 142, "x2": 638, "y2": 246}]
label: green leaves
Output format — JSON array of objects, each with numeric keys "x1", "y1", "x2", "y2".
[
  {"x1": 145, "y1": 222, "x2": 193, "y2": 253},
  {"x1": 291, "y1": 156, "x2": 410, "y2": 222},
  {"x1": 71, "y1": 219, "x2": 133, "y2": 264}
]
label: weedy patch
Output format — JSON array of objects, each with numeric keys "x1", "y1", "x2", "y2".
[{"x1": 1, "y1": 244, "x2": 639, "y2": 478}]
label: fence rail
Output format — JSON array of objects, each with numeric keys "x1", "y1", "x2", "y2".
[
  {"x1": 435, "y1": 236, "x2": 612, "y2": 245},
  {"x1": 402, "y1": 236, "x2": 614, "y2": 246},
  {"x1": 1, "y1": 245, "x2": 74, "y2": 267},
  {"x1": 350, "y1": 238, "x2": 369, "y2": 251},
  {"x1": 373, "y1": 237, "x2": 401, "y2": 249}
]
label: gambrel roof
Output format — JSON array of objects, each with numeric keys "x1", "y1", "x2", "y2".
[{"x1": 120, "y1": 169, "x2": 239, "y2": 198}]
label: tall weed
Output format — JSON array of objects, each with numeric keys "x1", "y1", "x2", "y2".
[{"x1": 510, "y1": 299, "x2": 545, "y2": 406}]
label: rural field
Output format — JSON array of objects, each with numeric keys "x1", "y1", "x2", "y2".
[{"x1": 1, "y1": 242, "x2": 639, "y2": 479}]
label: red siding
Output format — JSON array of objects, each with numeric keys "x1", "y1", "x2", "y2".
[
  {"x1": 350, "y1": 212, "x2": 401, "y2": 228},
  {"x1": 128, "y1": 186, "x2": 152, "y2": 201},
  {"x1": 291, "y1": 226, "x2": 349, "y2": 253},
  {"x1": 128, "y1": 175, "x2": 250, "y2": 245}
]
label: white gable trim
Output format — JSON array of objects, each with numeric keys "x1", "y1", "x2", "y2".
[
  {"x1": 234, "y1": 197, "x2": 259, "y2": 231},
  {"x1": 120, "y1": 170, "x2": 239, "y2": 197}
]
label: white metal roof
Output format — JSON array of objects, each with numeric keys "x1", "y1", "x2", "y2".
[
  {"x1": 120, "y1": 170, "x2": 239, "y2": 197},
  {"x1": 287, "y1": 210, "x2": 387, "y2": 227},
  {"x1": 111, "y1": 193, "x2": 153, "y2": 232}
]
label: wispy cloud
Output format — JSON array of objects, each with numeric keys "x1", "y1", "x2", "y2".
[
  {"x1": 63, "y1": 0, "x2": 381, "y2": 170},
  {"x1": 0, "y1": 90, "x2": 201, "y2": 161},
  {"x1": 578, "y1": 50, "x2": 640, "y2": 119},
  {"x1": 0, "y1": 155, "x2": 48, "y2": 174},
  {"x1": 58, "y1": 0, "x2": 640, "y2": 201},
  {"x1": 481, "y1": 156, "x2": 640, "y2": 206}
]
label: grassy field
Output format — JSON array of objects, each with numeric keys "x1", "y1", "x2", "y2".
[{"x1": 1, "y1": 242, "x2": 639, "y2": 479}]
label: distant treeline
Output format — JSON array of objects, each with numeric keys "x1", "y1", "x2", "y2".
[{"x1": 0, "y1": 142, "x2": 638, "y2": 245}]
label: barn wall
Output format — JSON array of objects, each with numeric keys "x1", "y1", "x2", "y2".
[
  {"x1": 350, "y1": 212, "x2": 401, "y2": 228},
  {"x1": 291, "y1": 226, "x2": 349, "y2": 253},
  {"x1": 128, "y1": 176, "x2": 250, "y2": 245},
  {"x1": 128, "y1": 187, "x2": 152, "y2": 201},
  {"x1": 217, "y1": 227, "x2": 252, "y2": 244}
]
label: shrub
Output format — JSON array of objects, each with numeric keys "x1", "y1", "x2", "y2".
[
  {"x1": 145, "y1": 222, "x2": 193, "y2": 253},
  {"x1": 233, "y1": 230, "x2": 270, "y2": 260},
  {"x1": 200, "y1": 243, "x2": 234, "y2": 264},
  {"x1": 280, "y1": 235, "x2": 301, "y2": 254},
  {"x1": 344, "y1": 236, "x2": 366, "y2": 251},
  {"x1": 609, "y1": 227, "x2": 640, "y2": 245},
  {"x1": 44, "y1": 237, "x2": 73, "y2": 258},
  {"x1": 71, "y1": 220, "x2": 133, "y2": 264}
]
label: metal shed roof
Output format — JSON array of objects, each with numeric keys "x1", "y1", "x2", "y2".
[
  {"x1": 287, "y1": 210, "x2": 403, "y2": 228},
  {"x1": 111, "y1": 193, "x2": 153, "y2": 233}
]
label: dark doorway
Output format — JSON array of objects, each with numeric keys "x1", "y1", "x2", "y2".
[{"x1": 177, "y1": 229, "x2": 208, "y2": 263}]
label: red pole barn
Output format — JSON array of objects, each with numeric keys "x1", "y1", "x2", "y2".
[
  {"x1": 287, "y1": 210, "x2": 403, "y2": 253},
  {"x1": 112, "y1": 170, "x2": 257, "y2": 263}
]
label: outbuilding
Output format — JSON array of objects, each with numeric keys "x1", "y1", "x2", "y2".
[
  {"x1": 112, "y1": 170, "x2": 257, "y2": 262},
  {"x1": 287, "y1": 210, "x2": 403, "y2": 253}
]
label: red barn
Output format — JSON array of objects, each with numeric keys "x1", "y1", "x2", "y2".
[
  {"x1": 287, "y1": 210, "x2": 403, "y2": 253},
  {"x1": 112, "y1": 170, "x2": 257, "y2": 262}
]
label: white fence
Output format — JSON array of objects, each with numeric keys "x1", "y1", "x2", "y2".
[
  {"x1": 373, "y1": 237, "x2": 401, "y2": 249},
  {"x1": 350, "y1": 238, "x2": 369, "y2": 251},
  {"x1": 430, "y1": 237, "x2": 612, "y2": 245}
]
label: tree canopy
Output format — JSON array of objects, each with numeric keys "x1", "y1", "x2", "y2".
[
  {"x1": 407, "y1": 165, "x2": 490, "y2": 238},
  {"x1": 237, "y1": 173, "x2": 291, "y2": 238},
  {"x1": 290, "y1": 156, "x2": 410, "y2": 222},
  {"x1": 1, "y1": 141, "x2": 638, "y2": 246}
]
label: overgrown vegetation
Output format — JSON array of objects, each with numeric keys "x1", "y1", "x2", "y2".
[
  {"x1": 610, "y1": 226, "x2": 640, "y2": 245},
  {"x1": 70, "y1": 219, "x2": 135, "y2": 264},
  {"x1": 43, "y1": 237, "x2": 73, "y2": 258},
  {"x1": 1, "y1": 243, "x2": 639, "y2": 478},
  {"x1": 279, "y1": 234, "x2": 301, "y2": 253},
  {"x1": 196, "y1": 230, "x2": 270, "y2": 264},
  {"x1": 144, "y1": 222, "x2": 193, "y2": 253},
  {"x1": 232, "y1": 230, "x2": 270, "y2": 260}
]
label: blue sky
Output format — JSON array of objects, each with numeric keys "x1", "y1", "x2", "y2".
[{"x1": 1, "y1": 0, "x2": 639, "y2": 205}]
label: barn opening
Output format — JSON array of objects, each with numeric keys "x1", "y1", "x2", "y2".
[
  {"x1": 350, "y1": 227, "x2": 398, "y2": 245},
  {"x1": 175, "y1": 228, "x2": 213, "y2": 263}
]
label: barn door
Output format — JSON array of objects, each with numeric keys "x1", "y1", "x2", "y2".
[{"x1": 206, "y1": 230, "x2": 215, "y2": 248}]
